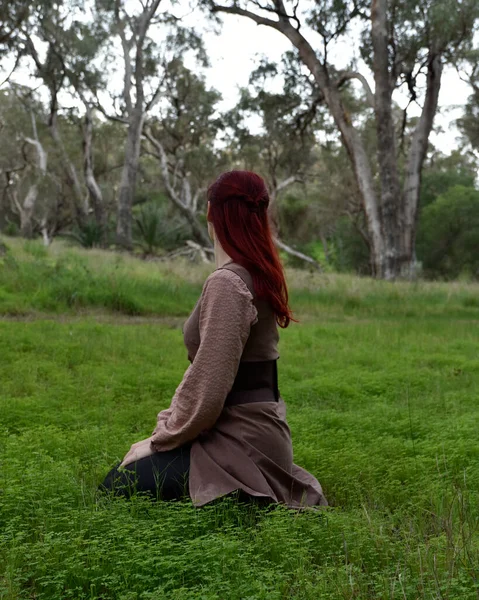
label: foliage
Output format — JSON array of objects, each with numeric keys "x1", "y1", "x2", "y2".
[
  {"x1": 0, "y1": 244, "x2": 478, "y2": 599},
  {"x1": 420, "y1": 151, "x2": 477, "y2": 209},
  {"x1": 223, "y1": 56, "x2": 320, "y2": 193},
  {"x1": 458, "y1": 87, "x2": 479, "y2": 153},
  {"x1": 134, "y1": 202, "x2": 189, "y2": 255},
  {"x1": 70, "y1": 219, "x2": 106, "y2": 249},
  {"x1": 326, "y1": 217, "x2": 370, "y2": 275},
  {"x1": 416, "y1": 185, "x2": 479, "y2": 280}
]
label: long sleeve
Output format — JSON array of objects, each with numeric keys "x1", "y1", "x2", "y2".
[{"x1": 150, "y1": 269, "x2": 258, "y2": 451}]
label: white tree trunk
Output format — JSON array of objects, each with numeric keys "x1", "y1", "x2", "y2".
[
  {"x1": 16, "y1": 113, "x2": 48, "y2": 238},
  {"x1": 83, "y1": 104, "x2": 107, "y2": 245},
  {"x1": 114, "y1": 0, "x2": 163, "y2": 250},
  {"x1": 403, "y1": 53, "x2": 443, "y2": 275},
  {"x1": 116, "y1": 109, "x2": 145, "y2": 249}
]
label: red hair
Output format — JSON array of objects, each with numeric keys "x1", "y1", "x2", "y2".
[{"x1": 207, "y1": 170, "x2": 296, "y2": 328}]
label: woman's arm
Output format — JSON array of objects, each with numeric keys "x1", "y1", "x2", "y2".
[{"x1": 149, "y1": 269, "x2": 258, "y2": 451}]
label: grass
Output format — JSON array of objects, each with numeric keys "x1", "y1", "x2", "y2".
[
  {"x1": 0, "y1": 236, "x2": 479, "y2": 599},
  {"x1": 1, "y1": 237, "x2": 478, "y2": 322}
]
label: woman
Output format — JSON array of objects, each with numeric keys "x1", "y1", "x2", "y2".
[{"x1": 101, "y1": 170, "x2": 327, "y2": 509}]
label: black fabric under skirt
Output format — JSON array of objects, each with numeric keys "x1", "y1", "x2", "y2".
[
  {"x1": 99, "y1": 443, "x2": 192, "y2": 501},
  {"x1": 99, "y1": 442, "x2": 272, "y2": 506}
]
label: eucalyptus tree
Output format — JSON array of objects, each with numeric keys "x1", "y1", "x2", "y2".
[
  {"x1": 0, "y1": 85, "x2": 79, "y2": 242},
  {"x1": 205, "y1": 0, "x2": 479, "y2": 278},
  {"x1": 0, "y1": 88, "x2": 49, "y2": 238},
  {"x1": 39, "y1": 12, "x2": 110, "y2": 242},
  {"x1": 226, "y1": 98, "x2": 319, "y2": 265},
  {"x1": 94, "y1": 0, "x2": 208, "y2": 249},
  {"x1": 143, "y1": 60, "x2": 223, "y2": 248},
  {"x1": 1, "y1": 2, "x2": 105, "y2": 229}
]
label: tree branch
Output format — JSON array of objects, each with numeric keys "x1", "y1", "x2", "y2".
[
  {"x1": 274, "y1": 237, "x2": 321, "y2": 270},
  {"x1": 276, "y1": 174, "x2": 301, "y2": 193},
  {"x1": 115, "y1": 2, "x2": 134, "y2": 115},
  {"x1": 336, "y1": 71, "x2": 375, "y2": 109},
  {"x1": 211, "y1": 4, "x2": 283, "y2": 29},
  {"x1": 143, "y1": 127, "x2": 184, "y2": 207}
]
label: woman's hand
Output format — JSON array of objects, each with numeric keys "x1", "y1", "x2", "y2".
[{"x1": 119, "y1": 436, "x2": 156, "y2": 469}]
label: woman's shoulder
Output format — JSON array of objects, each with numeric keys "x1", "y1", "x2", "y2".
[
  {"x1": 211, "y1": 262, "x2": 255, "y2": 296},
  {"x1": 200, "y1": 267, "x2": 258, "y2": 325},
  {"x1": 203, "y1": 265, "x2": 252, "y2": 298}
]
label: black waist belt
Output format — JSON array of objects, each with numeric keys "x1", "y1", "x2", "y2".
[{"x1": 224, "y1": 359, "x2": 279, "y2": 407}]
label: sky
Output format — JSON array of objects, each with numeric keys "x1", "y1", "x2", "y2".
[{"x1": 2, "y1": 1, "x2": 474, "y2": 155}]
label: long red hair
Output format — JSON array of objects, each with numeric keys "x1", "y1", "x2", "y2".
[{"x1": 207, "y1": 170, "x2": 296, "y2": 328}]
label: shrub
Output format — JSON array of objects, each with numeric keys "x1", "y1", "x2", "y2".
[{"x1": 134, "y1": 203, "x2": 189, "y2": 255}]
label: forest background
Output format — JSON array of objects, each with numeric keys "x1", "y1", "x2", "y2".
[{"x1": 1, "y1": 0, "x2": 478, "y2": 280}]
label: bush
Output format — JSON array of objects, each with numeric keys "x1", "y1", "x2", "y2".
[
  {"x1": 328, "y1": 217, "x2": 370, "y2": 275},
  {"x1": 417, "y1": 185, "x2": 479, "y2": 280},
  {"x1": 3, "y1": 221, "x2": 19, "y2": 236},
  {"x1": 134, "y1": 203, "x2": 190, "y2": 255},
  {"x1": 70, "y1": 220, "x2": 105, "y2": 249}
]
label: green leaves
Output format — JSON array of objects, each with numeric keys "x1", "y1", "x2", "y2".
[
  {"x1": 134, "y1": 202, "x2": 189, "y2": 255},
  {"x1": 417, "y1": 184, "x2": 479, "y2": 279}
]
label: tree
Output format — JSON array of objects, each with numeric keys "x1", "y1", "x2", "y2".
[
  {"x1": 39, "y1": 15, "x2": 110, "y2": 244},
  {"x1": 224, "y1": 55, "x2": 324, "y2": 267},
  {"x1": 457, "y1": 54, "x2": 479, "y2": 161},
  {"x1": 143, "y1": 60, "x2": 223, "y2": 248},
  {"x1": 7, "y1": 2, "x2": 104, "y2": 229},
  {"x1": 0, "y1": 88, "x2": 50, "y2": 238},
  {"x1": 206, "y1": 0, "x2": 479, "y2": 279},
  {"x1": 94, "y1": 0, "x2": 207, "y2": 250}
]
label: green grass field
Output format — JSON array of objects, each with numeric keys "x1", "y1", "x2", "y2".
[{"x1": 1, "y1": 238, "x2": 478, "y2": 599}]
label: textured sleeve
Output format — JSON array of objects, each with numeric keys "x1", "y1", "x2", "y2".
[{"x1": 150, "y1": 269, "x2": 258, "y2": 451}]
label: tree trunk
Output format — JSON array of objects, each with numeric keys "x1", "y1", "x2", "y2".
[
  {"x1": 403, "y1": 53, "x2": 443, "y2": 276},
  {"x1": 371, "y1": 0, "x2": 406, "y2": 279},
  {"x1": 83, "y1": 105, "x2": 107, "y2": 245},
  {"x1": 210, "y1": 4, "x2": 443, "y2": 280},
  {"x1": 270, "y1": 20, "x2": 385, "y2": 277},
  {"x1": 180, "y1": 206, "x2": 212, "y2": 248},
  {"x1": 19, "y1": 185, "x2": 37, "y2": 238},
  {"x1": 116, "y1": 109, "x2": 145, "y2": 249},
  {"x1": 15, "y1": 114, "x2": 48, "y2": 239}
]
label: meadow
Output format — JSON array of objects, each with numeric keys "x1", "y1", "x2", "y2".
[{"x1": 0, "y1": 237, "x2": 478, "y2": 599}]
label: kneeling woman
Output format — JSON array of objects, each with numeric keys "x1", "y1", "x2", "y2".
[{"x1": 101, "y1": 170, "x2": 328, "y2": 509}]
